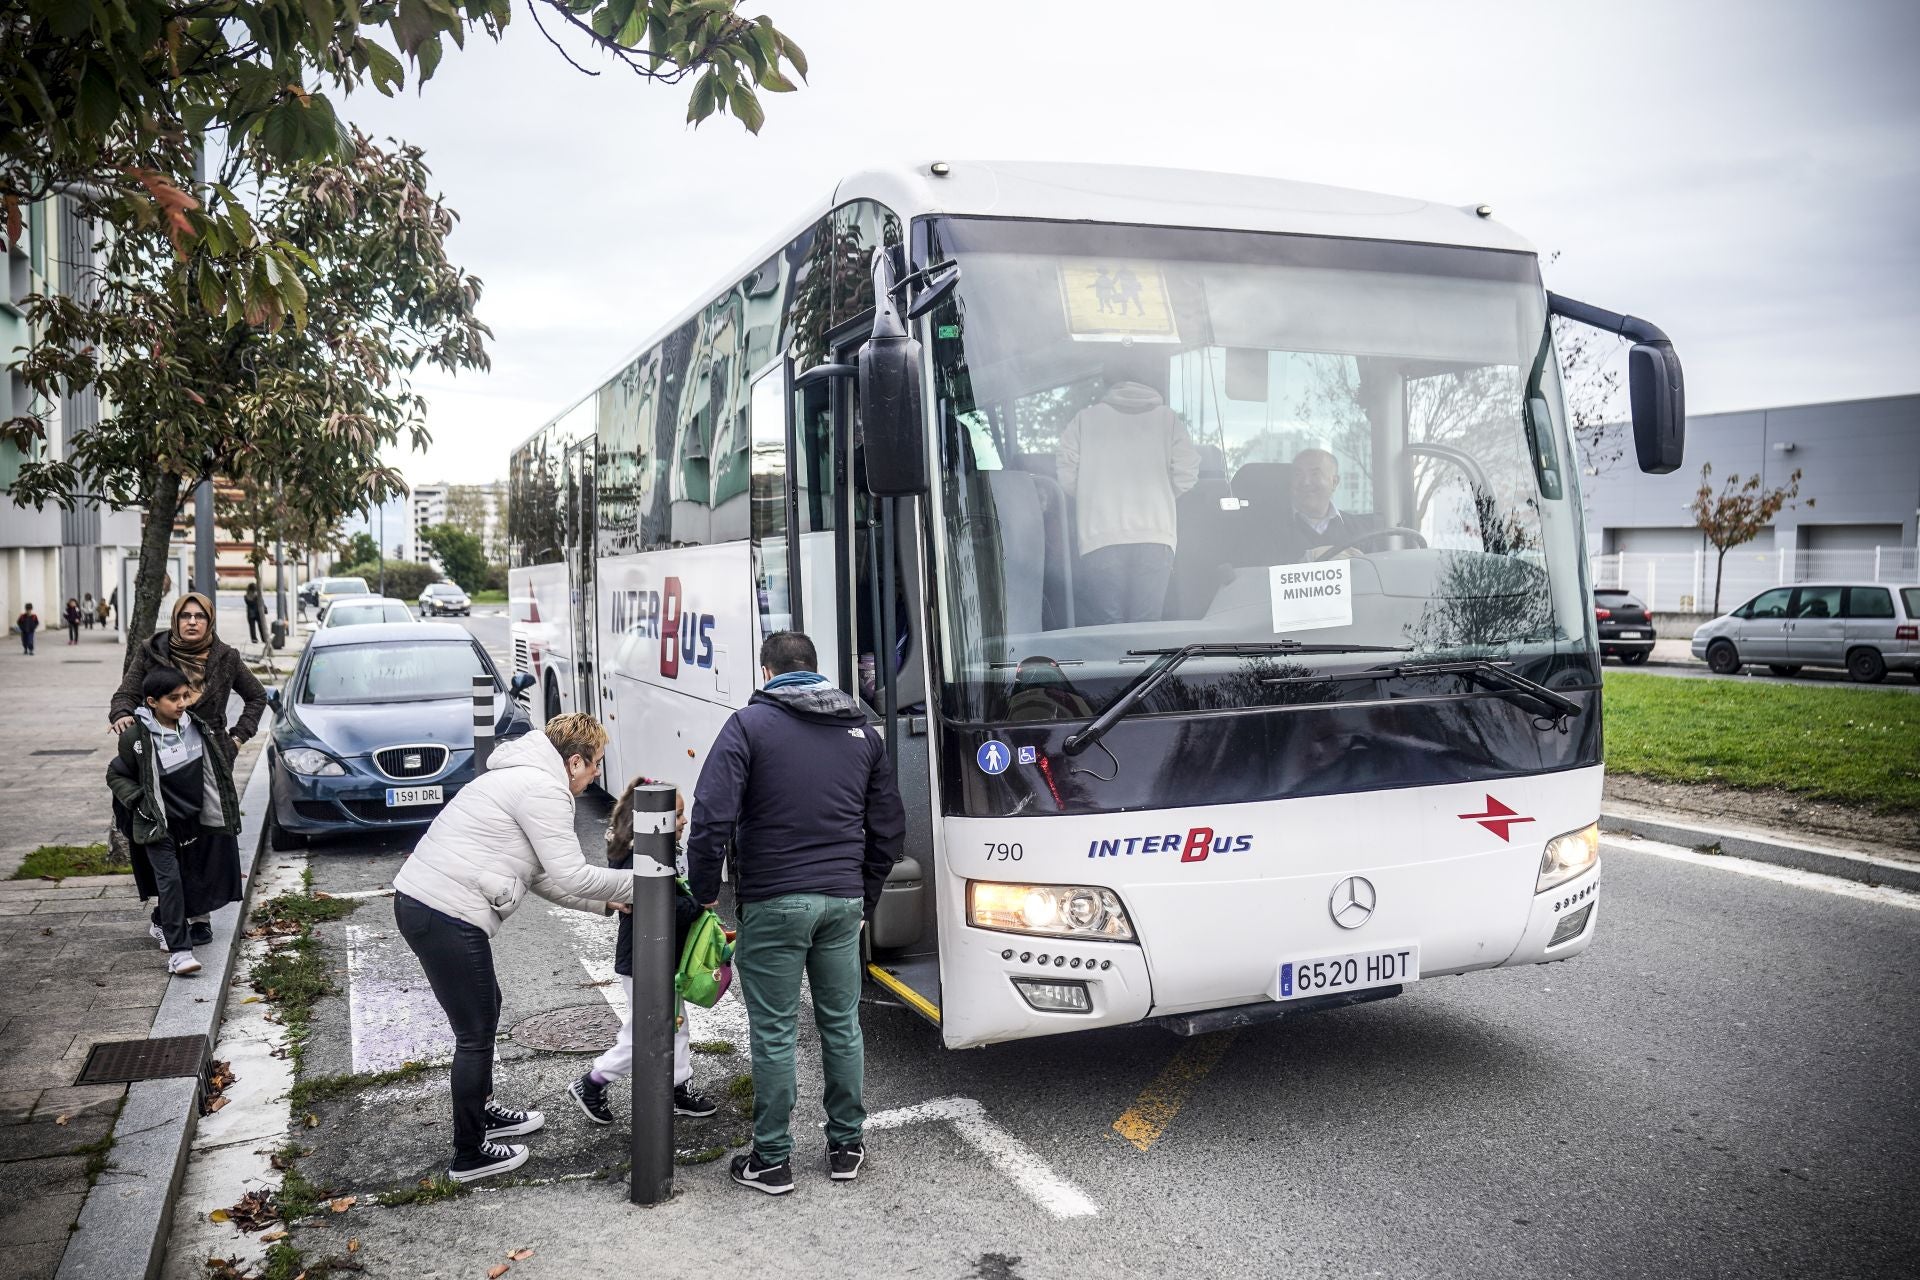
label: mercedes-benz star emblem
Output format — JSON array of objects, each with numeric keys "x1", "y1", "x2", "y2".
[{"x1": 1329, "y1": 876, "x2": 1377, "y2": 930}]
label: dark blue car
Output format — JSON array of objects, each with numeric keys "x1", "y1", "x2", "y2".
[{"x1": 265, "y1": 622, "x2": 534, "y2": 849}]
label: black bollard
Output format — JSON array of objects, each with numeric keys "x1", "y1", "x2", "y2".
[
  {"x1": 471, "y1": 674, "x2": 495, "y2": 772},
  {"x1": 628, "y1": 857, "x2": 677, "y2": 1206},
  {"x1": 631, "y1": 783, "x2": 678, "y2": 868}
]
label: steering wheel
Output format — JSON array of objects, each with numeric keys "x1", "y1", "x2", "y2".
[{"x1": 1307, "y1": 527, "x2": 1428, "y2": 559}]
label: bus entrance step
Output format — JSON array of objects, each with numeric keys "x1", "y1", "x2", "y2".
[
  {"x1": 865, "y1": 957, "x2": 942, "y2": 1026},
  {"x1": 1151, "y1": 985, "x2": 1403, "y2": 1037}
]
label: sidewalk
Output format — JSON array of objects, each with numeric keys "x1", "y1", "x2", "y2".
[{"x1": 0, "y1": 627, "x2": 271, "y2": 1279}]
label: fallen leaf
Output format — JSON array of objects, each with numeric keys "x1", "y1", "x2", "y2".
[
  {"x1": 209, "y1": 1208, "x2": 230, "y2": 1223},
  {"x1": 507, "y1": 1249, "x2": 534, "y2": 1262},
  {"x1": 55, "y1": 1114, "x2": 70, "y2": 1126},
  {"x1": 487, "y1": 1267, "x2": 510, "y2": 1279},
  {"x1": 303, "y1": 1112, "x2": 319, "y2": 1128},
  {"x1": 329, "y1": 1196, "x2": 356, "y2": 1213},
  {"x1": 207, "y1": 1096, "x2": 229, "y2": 1112},
  {"x1": 242, "y1": 996, "x2": 263, "y2": 1004},
  {"x1": 260, "y1": 1229, "x2": 287, "y2": 1242},
  {"x1": 348, "y1": 1238, "x2": 360, "y2": 1253}
]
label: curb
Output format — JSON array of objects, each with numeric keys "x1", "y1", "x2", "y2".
[
  {"x1": 1599, "y1": 808, "x2": 1920, "y2": 895},
  {"x1": 57, "y1": 748, "x2": 273, "y2": 1280}
]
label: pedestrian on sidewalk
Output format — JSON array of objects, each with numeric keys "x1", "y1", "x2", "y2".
[
  {"x1": 15, "y1": 603, "x2": 38, "y2": 654},
  {"x1": 96, "y1": 595, "x2": 110, "y2": 628},
  {"x1": 109, "y1": 592, "x2": 266, "y2": 764},
  {"x1": 243, "y1": 582, "x2": 266, "y2": 645},
  {"x1": 82, "y1": 592, "x2": 95, "y2": 630},
  {"x1": 567, "y1": 776, "x2": 717, "y2": 1127},
  {"x1": 106, "y1": 587, "x2": 117, "y2": 630},
  {"x1": 63, "y1": 598, "x2": 81, "y2": 645},
  {"x1": 106, "y1": 666, "x2": 244, "y2": 977},
  {"x1": 392, "y1": 713, "x2": 635, "y2": 1185},
  {"x1": 686, "y1": 630, "x2": 905, "y2": 1196}
]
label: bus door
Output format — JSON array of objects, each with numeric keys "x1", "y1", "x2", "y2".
[
  {"x1": 765, "y1": 337, "x2": 942, "y2": 1024},
  {"x1": 562, "y1": 434, "x2": 596, "y2": 717}
]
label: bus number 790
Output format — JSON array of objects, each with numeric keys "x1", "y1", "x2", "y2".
[{"x1": 984, "y1": 842, "x2": 1024, "y2": 862}]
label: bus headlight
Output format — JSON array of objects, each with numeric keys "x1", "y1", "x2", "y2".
[
  {"x1": 1537, "y1": 823, "x2": 1599, "y2": 893},
  {"x1": 968, "y1": 881, "x2": 1136, "y2": 942}
]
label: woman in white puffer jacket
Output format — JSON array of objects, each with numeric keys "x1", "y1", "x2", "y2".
[{"x1": 393, "y1": 713, "x2": 631, "y2": 1184}]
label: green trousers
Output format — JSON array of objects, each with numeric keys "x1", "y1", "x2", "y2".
[{"x1": 735, "y1": 892, "x2": 866, "y2": 1163}]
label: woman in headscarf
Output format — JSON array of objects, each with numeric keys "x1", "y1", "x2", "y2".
[{"x1": 109, "y1": 592, "x2": 268, "y2": 763}]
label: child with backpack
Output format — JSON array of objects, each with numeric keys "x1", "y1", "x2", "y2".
[
  {"x1": 15, "y1": 603, "x2": 37, "y2": 654},
  {"x1": 569, "y1": 776, "x2": 721, "y2": 1125}
]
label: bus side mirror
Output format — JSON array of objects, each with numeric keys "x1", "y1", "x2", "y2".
[
  {"x1": 857, "y1": 249, "x2": 929, "y2": 496},
  {"x1": 1628, "y1": 340, "x2": 1686, "y2": 474}
]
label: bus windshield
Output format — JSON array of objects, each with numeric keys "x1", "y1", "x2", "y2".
[{"x1": 923, "y1": 217, "x2": 1593, "y2": 725}]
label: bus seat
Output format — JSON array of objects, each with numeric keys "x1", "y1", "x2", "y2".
[
  {"x1": 1230, "y1": 462, "x2": 1295, "y2": 565},
  {"x1": 1165, "y1": 472, "x2": 1241, "y2": 618},
  {"x1": 870, "y1": 856, "x2": 924, "y2": 949}
]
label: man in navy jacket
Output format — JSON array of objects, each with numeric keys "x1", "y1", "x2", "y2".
[{"x1": 686, "y1": 630, "x2": 905, "y2": 1195}]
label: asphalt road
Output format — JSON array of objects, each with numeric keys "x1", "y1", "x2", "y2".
[{"x1": 280, "y1": 785, "x2": 1919, "y2": 1279}]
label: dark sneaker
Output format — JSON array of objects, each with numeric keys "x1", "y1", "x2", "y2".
[
  {"x1": 673, "y1": 1084, "x2": 717, "y2": 1118},
  {"x1": 827, "y1": 1143, "x2": 865, "y2": 1181},
  {"x1": 190, "y1": 921, "x2": 213, "y2": 947},
  {"x1": 483, "y1": 1100, "x2": 545, "y2": 1139},
  {"x1": 730, "y1": 1151, "x2": 794, "y2": 1196},
  {"x1": 448, "y1": 1140, "x2": 528, "y2": 1183},
  {"x1": 569, "y1": 1073, "x2": 614, "y2": 1126}
]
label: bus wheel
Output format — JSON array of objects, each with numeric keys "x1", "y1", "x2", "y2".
[
  {"x1": 545, "y1": 673, "x2": 562, "y2": 724},
  {"x1": 1706, "y1": 641, "x2": 1741, "y2": 675},
  {"x1": 1847, "y1": 647, "x2": 1887, "y2": 683}
]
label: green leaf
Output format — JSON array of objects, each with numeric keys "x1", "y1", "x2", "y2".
[
  {"x1": 417, "y1": 33, "x2": 444, "y2": 82},
  {"x1": 363, "y1": 40, "x2": 406, "y2": 95},
  {"x1": 777, "y1": 32, "x2": 808, "y2": 80},
  {"x1": 196, "y1": 266, "x2": 223, "y2": 316},
  {"x1": 75, "y1": 60, "x2": 122, "y2": 136},
  {"x1": 727, "y1": 82, "x2": 764, "y2": 134},
  {"x1": 757, "y1": 65, "x2": 796, "y2": 93},
  {"x1": 686, "y1": 70, "x2": 718, "y2": 125},
  {"x1": 259, "y1": 100, "x2": 306, "y2": 162}
]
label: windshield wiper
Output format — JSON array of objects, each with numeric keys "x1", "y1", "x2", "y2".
[
  {"x1": 1061, "y1": 641, "x2": 1410, "y2": 757},
  {"x1": 1260, "y1": 658, "x2": 1583, "y2": 723}
]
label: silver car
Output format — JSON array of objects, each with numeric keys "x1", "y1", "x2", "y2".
[{"x1": 1691, "y1": 583, "x2": 1920, "y2": 682}]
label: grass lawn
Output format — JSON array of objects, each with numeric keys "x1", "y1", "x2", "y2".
[
  {"x1": 470, "y1": 589, "x2": 506, "y2": 604},
  {"x1": 12, "y1": 843, "x2": 128, "y2": 880},
  {"x1": 1604, "y1": 671, "x2": 1920, "y2": 813}
]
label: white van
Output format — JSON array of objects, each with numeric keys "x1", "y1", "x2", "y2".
[{"x1": 1691, "y1": 583, "x2": 1920, "y2": 682}]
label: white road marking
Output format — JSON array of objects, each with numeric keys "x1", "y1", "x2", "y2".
[
  {"x1": 868, "y1": 1096, "x2": 1100, "y2": 1220},
  {"x1": 345, "y1": 922, "x2": 455, "y2": 1073},
  {"x1": 1604, "y1": 835, "x2": 1920, "y2": 912},
  {"x1": 323, "y1": 887, "x2": 395, "y2": 901}
]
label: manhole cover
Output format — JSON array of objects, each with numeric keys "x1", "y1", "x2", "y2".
[
  {"x1": 78, "y1": 1035, "x2": 207, "y2": 1084},
  {"x1": 510, "y1": 1003, "x2": 621, "y2": 1052}
]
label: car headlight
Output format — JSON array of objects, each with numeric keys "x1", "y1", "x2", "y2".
[
  {"x1": 968, "y1": 881, "x2": 1136, "y2": 942},
  {"x1": 282, "y1": 747, "x2": 346, "y2": 777},
  {"x1": 1537, "y1": 823, "x2": 1599, "y2": 893}
]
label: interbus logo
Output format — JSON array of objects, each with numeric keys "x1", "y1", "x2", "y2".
[
  {"x1": 1085, "y1": 827, "x2": 1252, "y2": 862},
  {"x1": 607, "y1": 577, "x2": 716, "y2": 680}
]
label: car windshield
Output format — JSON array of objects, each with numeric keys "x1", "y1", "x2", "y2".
[
  {"x1": 429, "y1": 584, "x2": 462, "y2": 596},
  {"x1": 922, "y1": 217, "x2": 1593, "y2": 724},
  {"x1": 326, "y1": 604, "x2": 411, "y2": 626},
  {"x1": 301, "y1": 641, "x2": 494, "y2": 705}
]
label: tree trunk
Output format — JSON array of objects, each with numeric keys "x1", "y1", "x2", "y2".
[
  {"x1": 124, "y1": 469, "x2": 184, "y2": 671},
  {"x1": 1712, "y1": 546, "x2": 1729, "y2": 615}
]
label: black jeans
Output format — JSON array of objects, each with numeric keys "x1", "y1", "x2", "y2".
[
  {"x1": 395, "y1": 892, "x2": 500, "y2": 1160},
  {"x1": 145, "y1": 831, "x2": 194, "y2": 952}
]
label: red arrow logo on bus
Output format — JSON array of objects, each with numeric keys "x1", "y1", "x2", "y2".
[{"x1": 1458, "y1": 795, "x2": 1535, "y2": 842}]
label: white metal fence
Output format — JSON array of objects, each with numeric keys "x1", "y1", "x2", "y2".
[{"x1": 1590, "y1": 548, "x2": 1920, "y2": 615}]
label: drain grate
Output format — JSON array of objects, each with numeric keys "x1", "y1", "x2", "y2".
[
  {"x1": 32, "y1": 748, "x2": 96, "y2": 757},
  {"x1": 510, "y1": 1003, "x2": 621, "y2": 1052},
  {"x1": 77, "y1": 1035, "x2": 207, "y2": 1085}
]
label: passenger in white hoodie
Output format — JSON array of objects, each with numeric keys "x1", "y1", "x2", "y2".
[
  {"x1": 1055, "y1": 375, "x2": 1200, "y2": 624},
  {"x1": 393, "y1": 713, "x2": 632, "y2": 1183}
]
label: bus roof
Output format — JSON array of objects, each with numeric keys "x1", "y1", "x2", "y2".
[{"x1": 510, "y1": 161, "x2": 1535, "y2": 456}]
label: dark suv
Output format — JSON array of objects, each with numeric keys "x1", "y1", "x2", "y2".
[{"x1": 1595, "y1": 589, "x2": 1655, "y2": 664}]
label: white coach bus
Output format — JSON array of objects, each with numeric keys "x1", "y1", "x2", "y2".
[{"x1": 508, "y1": 162, "x2": 1685, "y2": 1049}]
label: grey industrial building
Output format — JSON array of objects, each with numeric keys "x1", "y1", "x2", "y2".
[{"x1": 1584, "y1": 394, "x2": 1919, "y2": 614}]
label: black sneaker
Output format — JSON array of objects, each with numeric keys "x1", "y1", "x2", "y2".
[
  {"x1": 483, "y1": 1100, "x2": 545, "y2": 1139},
  {"x1": 673, "y1": 1084, "x2": 717, "y2": 1118},
  {"x1": 569, "y1": 1073, "x2": 614, "y2": 1126},
  {"x1": 826, "y1": 1143, "x2": 865, "y2": 1181},
  {"x1": 729, "y1": 1151, "x2": 793, "y2": 1196},
  {"x1": 448, "y1": 1140, "x2": 528, "y2": 1183},
  {"x1": 190, "y1": 921, "x2": 213, "y2": 947}
]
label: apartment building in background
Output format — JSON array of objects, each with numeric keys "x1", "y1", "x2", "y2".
[{"x1": 411, "y1": 480, "x2": 506, "y2": 566}]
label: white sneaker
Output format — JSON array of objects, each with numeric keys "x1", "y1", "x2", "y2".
[
  {"x1": 167, "y1": 951, "x2": 202, "y2": 976},
  {"x1": 149, "y1": 922, "x2": 167, "y2": 951}
]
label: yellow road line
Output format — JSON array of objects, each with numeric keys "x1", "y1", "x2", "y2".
[
  {"x1": 1110, "y1": 1031, "x2": 1238, "y2": 1152},
  {"x1": 866, "y1": 963, "x2": 942, "y2": 1024}
]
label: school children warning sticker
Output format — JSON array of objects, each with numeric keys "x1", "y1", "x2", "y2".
[
  {"x1": 1056, "y1": 259, "x2": 1179, "y2": 342},
  {"x1": 1269, "y1": 560, "x2": 1353, "y2": 633}
]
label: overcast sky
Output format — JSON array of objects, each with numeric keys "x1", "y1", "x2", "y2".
[{"x1": 339, "y1": 0, "x2": 1920, "y2": 487}]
